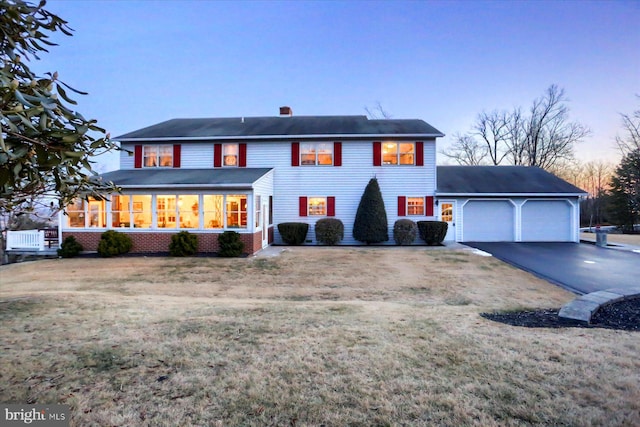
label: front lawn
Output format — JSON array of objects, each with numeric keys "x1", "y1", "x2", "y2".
[{"x1": 1, "y1": 247, "x2": 638, "y2": 426}]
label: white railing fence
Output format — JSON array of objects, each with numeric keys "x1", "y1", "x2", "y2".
[{"x1": 6, "y1": 230, "x2": 45, "y2": 251}]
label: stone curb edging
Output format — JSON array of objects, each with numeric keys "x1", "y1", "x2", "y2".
[{"x1": 558, "y1": 287, "x2": 640, "y2": 323}]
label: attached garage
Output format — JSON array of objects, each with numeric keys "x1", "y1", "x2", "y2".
[
  {"x1": 462, "y1": 200, "x2": 514, "y2": 241},
  {"x1": 436, "y1": 166, "x2": 587, "y2": 243},
  {"x1": 521, "y1": 200, "x2": 572, "y2": 242}
]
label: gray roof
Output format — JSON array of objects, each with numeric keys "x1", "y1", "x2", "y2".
[
  {"x1": 99, "y1": 168, "x2": 272, "y2": 189},
  {"x1": 116, "y1": 116, "x2": 444, "y2": 140},
  {"x1": 436, "y1": 166, "x2": 586, "y2": 195}
]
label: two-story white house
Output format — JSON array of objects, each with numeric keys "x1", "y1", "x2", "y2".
[{"x1": 61, "y1": 107, "x2": 586, "y2": 254}]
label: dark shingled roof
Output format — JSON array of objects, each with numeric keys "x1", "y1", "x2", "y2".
[
  {"x1": 116, "y1": 116, "x2": 444, "y2": 140},
  {"x1": 99, "y1": 168, "x2": 272, "y2": 188},
  {"x1": 436, "y1": 166, "x2": 586, "y2": 195}
]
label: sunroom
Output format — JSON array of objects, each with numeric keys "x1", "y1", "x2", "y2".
[{"x1": 60, "y1": 168, "x2": 274, "y2": 255}]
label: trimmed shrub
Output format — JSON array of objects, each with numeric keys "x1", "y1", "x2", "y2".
[
  {"x1": 218, "y1": 231, "x2": 244, "y2": 257},
  {"x1": 417, "y1": 221, "x2": 448, "y2": 246},
  {"x1": 353, "y1": 178, "x2": 389, "y2": 244},
  {"x1": 169, "y1": 231, "x2": 198, "y2": 257},
  {"x1": 58, "y1": 236, "x2": 83, "y2": 258},
  {"x1": 393, "y1": 219, "x2": 418, "y2": 245},
  {"x1": 277, "y1": 222, "x2": 309, "y2": 245},
  {"x1": 315, "y1": 218, "x2": 344, "y2": 245},
  {"x1": 97, "y1": 230, "x2": 133, "y2": 257}
]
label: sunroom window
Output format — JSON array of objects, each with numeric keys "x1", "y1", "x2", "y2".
[{"x1": 226, "y1": 195, "x2": 247, "y2": 228}]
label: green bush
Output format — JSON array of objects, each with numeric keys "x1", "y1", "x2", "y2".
[
  {"x1": 57, "y1": 236, "x2": 83, "y2": 258},
  {"x1": 277, "y1": 222, "x2": 309, "y2": 245},
  {"x1": 315, "y1": 218, "x2": 344, "y2": 245},
  {"x1": 353, "y1": 178, "x2": 388, "y2": 244},
  {"x1": 218, "y1": 231, "x2": 244, "y2": 257},
  {"x1": 97, "y1": 230, "x2": 133, "y2": 257},
  {"x1": 417, "y1": 221, "x2": 448, "y2": 246},
  {"x1": 393, "y1": 219, "x2": 418, "y2": 245},
  {"x1": 169, "y1": 231, "x2": 198, "y2": 257}
]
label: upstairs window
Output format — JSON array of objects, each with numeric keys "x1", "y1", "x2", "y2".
[
  {"x1": 301, "y1": 143, "x2": 333, "y2": 165},
  {"x1": 144, "y1": 145, "x2": 173, "y2": 167},
  {"x1": 223, "y1": 144, "x2": 239, "y2": 166},
  {"x1": 382, "y1": 142, "x2": 414, "y2": 165}
]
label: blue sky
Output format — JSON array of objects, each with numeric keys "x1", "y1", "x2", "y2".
[{"x1": 37, "y1": 0, "x2": 639, "y2": 171}]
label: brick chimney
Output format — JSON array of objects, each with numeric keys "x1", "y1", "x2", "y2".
[{"x1": 279, "y1": 106, "x2": 292, "y2": 116}]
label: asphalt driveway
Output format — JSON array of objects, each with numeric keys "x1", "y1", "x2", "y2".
[{"x1": 464, "y1": 242, "x2": 640, "y2": 295}]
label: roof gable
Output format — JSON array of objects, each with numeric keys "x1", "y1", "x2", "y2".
[{"x1": 436, "y1": 166, "x2": 586, "y2": 195}]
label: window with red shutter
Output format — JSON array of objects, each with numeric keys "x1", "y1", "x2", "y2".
[
  {"x1": 134, "y1": 145, "x2": 142, "y2": 169},
  {"x1": 173, "y1": 144, "x2": 181, "y2": 168},
  {"x1": 299, "y1": 196, "x2": 307, "y2": 216},
  {"x1": 333, "y1": 142, "x2": 342, "y2": 166},
  {"x1": 373, "y1": 142, "x2": 382, "y2": 166},
  {"x1": 238, "y1": 143, "x2": 247, "y2": 167},
  {"x1": 292, "y1": 142, "x2": 300, "y2": 166},
  {"x1": 397, "y1": 196, "x2": 406, "y2": 216},
  {"x1": 415, "y1": 141, "x2": 424, "y2": 166},
  {"x1": 213, "y1": 144, "x2": 222, "y2": 167},
  {"x1": 327, "y1": 197, "x2": 335, "y2": 216},
  {"x1": 426, "y1": 196, "x2": 434, "y2": 216}
]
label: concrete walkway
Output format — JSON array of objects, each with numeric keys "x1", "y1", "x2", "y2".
[{"x1": 559, "y1": 286, "x2": 640, "y2": 323}]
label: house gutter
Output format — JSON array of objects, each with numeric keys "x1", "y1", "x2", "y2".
[
  {"x1": 435, "y1": 192, "x2": 587, "y2": 197},
  {"x1": 115, "y1": 133, "x2": 445, "y2": 142}
]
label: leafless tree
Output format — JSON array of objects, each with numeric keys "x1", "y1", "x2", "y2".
[
  {"x1": 616, "y1": 97, "x2": 640, "y2": 155},
  {"x1": 441, "y1": 133, "x2": 488, "y2": 165},
  {"x1": 364, "y1": 102, "x2": 393, "y2": 119},
  {"x1": 439, "y1": 85, "x2": 590, "y2": 171}
]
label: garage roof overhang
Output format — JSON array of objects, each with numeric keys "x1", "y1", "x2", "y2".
[{"x1": 435, "y1": 192, "x2": 586, "y2": 198}]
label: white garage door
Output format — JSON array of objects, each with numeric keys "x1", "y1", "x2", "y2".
[
  {"x1": 463, "y1": 200, "x2": 514, "y2": 241},
  {"x1": 521, "y1": 200, "x2": 572, "y2": 241}
]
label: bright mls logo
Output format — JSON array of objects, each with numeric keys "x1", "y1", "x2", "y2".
[{"x1": 1, "y1": 405, "x2": 69, "y2": 426}]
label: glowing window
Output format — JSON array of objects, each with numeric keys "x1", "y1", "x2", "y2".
[
  {"x1": 382, "y1": 142, "x2": 414, "y2": 165},
  {"x1": 301, "y1": 143, "x2": 333, "y2": 166},
  {"x1": 143, "y1": 145, "x2": 173, "y2": 167},
  {"x1": 407, "y1": 197, "x2": 425, "y2": 216},
  {"x1": 308, "y1": 197, "x2": 327, "y2": 216},
  {"x1": 223, "y1": 144, "x2": 239, "y2": 167}
]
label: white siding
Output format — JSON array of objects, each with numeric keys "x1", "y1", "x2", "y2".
[
  {"x1": 451, "y1": 197, "x2": 581, "y2": 243},
  {"x1": 246, "y1": 139, "x2": 437, "y2": 245},
  {"x1": 181, "y1": 143, "x2": 213, "y2": 168},
  {"x1": 462, "y1": 200, "x2": 515, "y2": 241},
  {"x1": 521, "y1": 200, "x2": 573, "y2": 242}
]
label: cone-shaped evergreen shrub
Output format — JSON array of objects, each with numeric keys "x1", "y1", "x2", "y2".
[{"x1": 353, "y1": 178, "x2": 388, "y2": 244}]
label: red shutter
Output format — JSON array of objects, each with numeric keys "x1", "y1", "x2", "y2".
[
  {"x1": 415, "y1": 141, "x2": 424, "y2": 166},
  {"x1": 134, "y1": 145, "x2": 142, "y2": 168},
  {"x1": 239, "y1": 143, "x2": 247, "y2": 167},
  {"x1": 214, "y1": 144, "x2": 222, "y2": 167},
  {"x1": 373, "y1": 141, "x2": 382, "y2": 166},
  {"x1": 327, "y1": 197, "x2": 335, "y2": 216},
  {"x1": 333, "y1": 142, "x2": 342, "y2": 166},
  {"x1": 173, "y1": 144, "x2": 181, "y2": 168},
  {"x1": 397, "y1": 196, "x2": 406, "y2": 216},
  {"x1": 426, "y1": 196, "x2": 434, "y2": 216},
  {"x1": 299, "y1": 196, "x2": 307, "y2": 216},
  {"x1": 291, "y1": 142, "x2": 300, "y2": 166}
]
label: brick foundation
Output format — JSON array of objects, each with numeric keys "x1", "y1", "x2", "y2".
[{"x1": 63, "y1": 230, "x2": 266, "y2": 255}]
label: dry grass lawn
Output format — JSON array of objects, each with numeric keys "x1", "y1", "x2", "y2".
[{"x1": 1, "y1": 246, "x2": 639, "y2": 426}]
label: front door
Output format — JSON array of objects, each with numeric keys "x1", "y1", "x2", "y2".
[{"x1": 439, "y1": 200, "x2": 456, "y2": 241}]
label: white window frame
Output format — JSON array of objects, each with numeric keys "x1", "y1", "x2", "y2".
[
  {"x1": 143, "y1": 145, "x2": 173, "y2": 168},
  {"x1": 308, "y1": 197, "x2": 327, "y2": 216},
  {"x1": 300, "y1": 143, "x2": 333, "y2": 166},
  {"x1": 223, "y1": 143, "x2": 239, "y2": 167},
  {"x1": 406, "y1": 197, "x2": 425, "y2": 216},
  {"x1": 382, "y1": 142, "x2": 415, "y2": 165}
]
